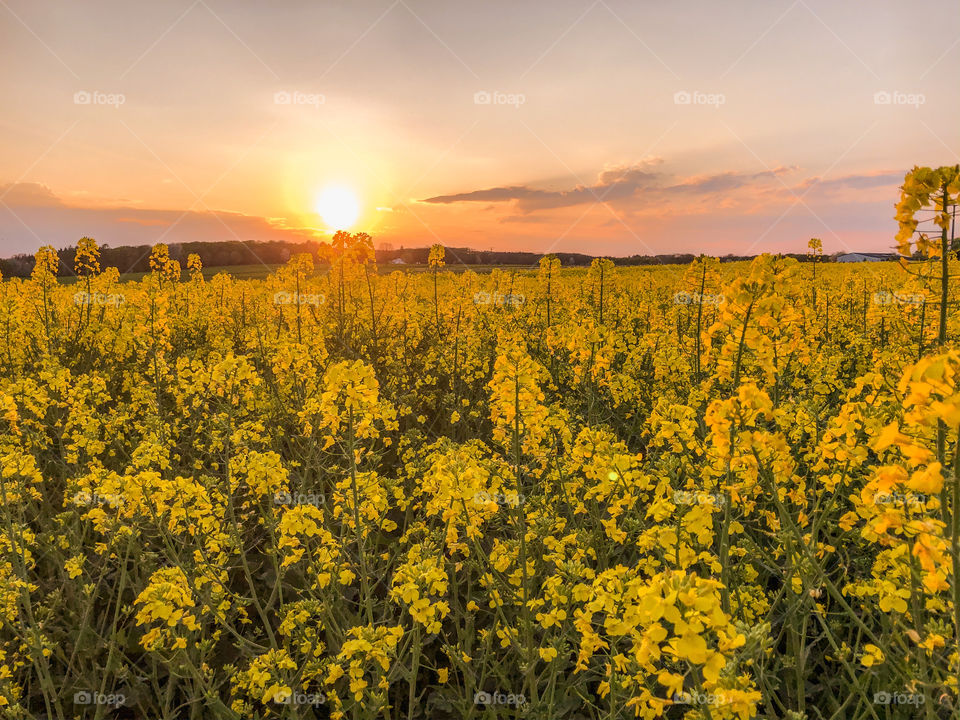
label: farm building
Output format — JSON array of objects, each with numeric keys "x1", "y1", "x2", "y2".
[{"x1": 836, "y1": 252, "x2": 900, "y2": 263}]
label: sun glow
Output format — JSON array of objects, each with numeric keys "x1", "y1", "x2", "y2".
[{"x1": 315, "y1": 185, "x2": 361, "y2": 230}]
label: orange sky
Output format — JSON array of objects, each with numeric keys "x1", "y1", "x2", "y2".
[{"x1": 2, "y1": 0, "x2": 958, "y2": 259}]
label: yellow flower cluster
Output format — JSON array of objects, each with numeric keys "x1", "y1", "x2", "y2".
[
  {"x1": 390, "y1": 545, "x2": 450, "y2": 632},
  {"x1": 1, "y1": 224, "x2": 959, "y2": 717},
  {"x1": 574, "y1": 569, "x2": 759, "y2": 718},
  {"x1": 325, "y1": 625, "x2": 403, "y2": 710},
  {"x1": 134, "y1": 567, "x2": 201, "y2": 651}
]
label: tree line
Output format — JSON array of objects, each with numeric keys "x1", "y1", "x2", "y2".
[{"x1": 0, "y1": 238, "x2": 835, "y2": 278}]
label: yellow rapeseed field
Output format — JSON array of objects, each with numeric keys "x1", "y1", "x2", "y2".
[{"x1": 2, "y1": 170, "x2": 960, "y2": 718}]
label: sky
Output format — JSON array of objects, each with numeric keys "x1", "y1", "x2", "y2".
[{"x1": 1, "y1": 0, "x2": 958, "y2": 262}]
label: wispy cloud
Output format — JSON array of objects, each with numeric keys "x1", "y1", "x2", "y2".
[
  {"x1": 0, "y1": 182, "x2": 66, "y2": 207},
  {"x1": 796, "y1": 170, "x2": 902, "y2": 192}
]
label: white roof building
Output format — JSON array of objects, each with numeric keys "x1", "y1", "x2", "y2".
[{"x1": 836, "y1": 252, "x2": 899, "y2": 263}]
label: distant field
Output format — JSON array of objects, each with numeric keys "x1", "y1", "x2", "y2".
[
  {"x1": 51, "y1": 262, "x2": 540, "y2": 283},
  {"x1": 50, "y1": 264, "x2": 279, "y2": 284},
  {"x1": 121, "y1": 264, "x2": 283, "y2": 283}
]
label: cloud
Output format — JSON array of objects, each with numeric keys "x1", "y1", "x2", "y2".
[
  {"x1": 422, "y1": 162, "x2": 796, "y2": 213},
  {"x1": 0, "y1": 184, "x2": 322, "y2": 255},
  {"x1": 425, "y1": 185, "x2": 541, "y2": 204},
  {"x1": 670, "y1": 167, "x2": 795, "y2": 194},
  {"x1": 0, "y1": 182, "x2": 65, "y2": 207},
  {"x1": 597, "y1": 157, "x2": 664, "y2": 185},
  {"x1": 114, "y1": 216, "x2": 169, "y2": 226},
  {"x1": 422, "y1": 166, "x2": 660, "y2": 212},
  {"x1": 797, "y1": 170, "x2": 902, "y2": 192}
]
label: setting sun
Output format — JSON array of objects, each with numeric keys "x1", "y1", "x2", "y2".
[{"x1": 315, "y1": 185, "x2": 361, "y2": 230}]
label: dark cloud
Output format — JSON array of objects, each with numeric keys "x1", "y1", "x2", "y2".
[
  {"x1": 422, "y1": 162, "x2": 661, "y2": 213},
  {"x1": 669, "y1": 167, "x2": 795, "y2": 194},
  {"x1": 422, "y1": 163, "x2": 795, "y2": 213},
  {"x1": 425, "y1": 185, "x2": 548, "y2": 204}
]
